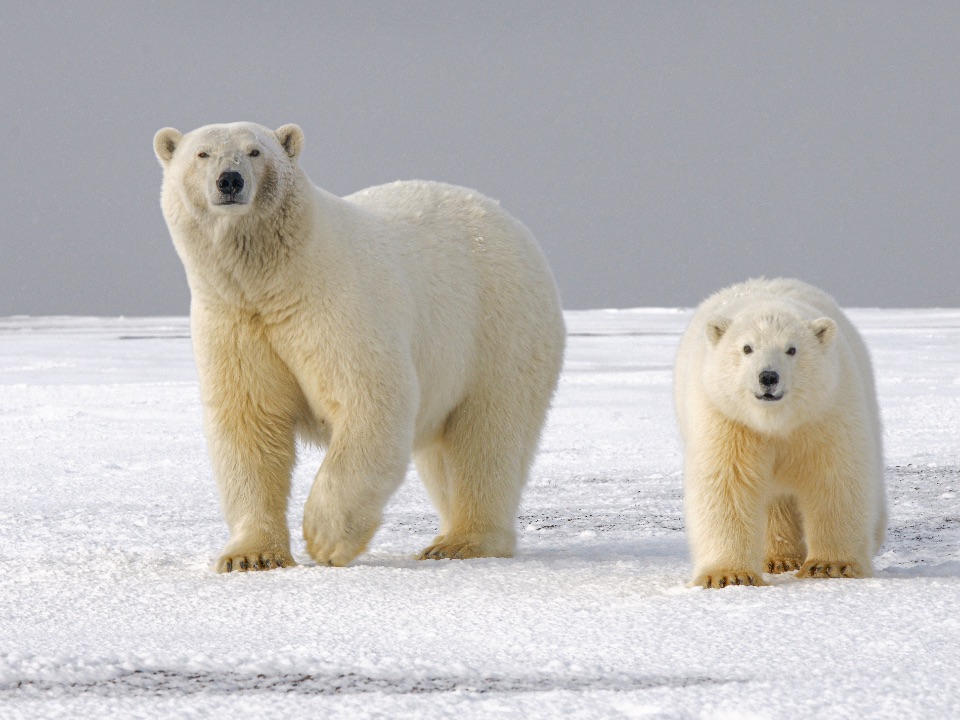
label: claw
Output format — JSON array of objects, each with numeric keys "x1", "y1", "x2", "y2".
[{"x1": 217, "y1": 549, "x2": 295, "y2": 573}]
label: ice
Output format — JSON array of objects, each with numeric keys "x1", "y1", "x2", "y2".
[{"x1": 0, "y1": 310, "x2": 957, "y2": 718}]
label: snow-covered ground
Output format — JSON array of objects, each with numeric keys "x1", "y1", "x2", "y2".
[{"x1": 1, "y1": 310, "x2": 958, "y2": 719}]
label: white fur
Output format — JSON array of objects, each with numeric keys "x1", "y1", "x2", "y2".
[
  {"x1": 674, "y1": 278, "x2": 886, "y2": 588},
  {"x1": 154, "y1": 122, "x2": 565, "y2": 572}
]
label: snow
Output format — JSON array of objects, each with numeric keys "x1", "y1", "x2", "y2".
[{"x1": 1, "y1": 310, "x2": 958, "y2": 719}]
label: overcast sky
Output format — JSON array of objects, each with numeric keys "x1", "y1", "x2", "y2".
[{"x1": 2, "y1": 2, "x2": 959, "y2": 315}]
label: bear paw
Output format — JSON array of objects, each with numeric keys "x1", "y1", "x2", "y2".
[
  {"x1": 797, "y1": 559, "x2": 865, "y2": 578},
  {"x1": 765, "y1": 557, "x2": 803, "y2": 574},
  {"x1": 302, "y1": 489, "x2": 380, "y2": 567},
  {"x1": 215, "y1": 550, "x2": 295, "y2": 573},
  {"x1": 690, "y1": 569, "x2": 767, "y2": 589},
  {"x1": 302, "y1": 510, "x2": 375, "y2": 567},
  {"x1": 304, "y1": 533, "x2": 370, "y2": 567},
  {"x1": 417, "y1": 533, "x2": 514, "y2": 560}
]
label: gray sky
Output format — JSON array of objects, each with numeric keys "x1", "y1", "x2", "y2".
[{"x1": 3, "y1": 2, "x2": 959, "y2": 315}]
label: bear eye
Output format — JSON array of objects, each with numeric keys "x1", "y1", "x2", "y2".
[
  {"x1": 786, "y1": 347, "x2": 797, "y2": 356},
  {"x1": 743, "y1": 345, "x2": 753, "y2": 355},
  {"x1": 249, "y1": 149, "x2": 260, "y2": 157},
  {"x1": 197, "y1": 151, "x2": 209, "y2": 159}
]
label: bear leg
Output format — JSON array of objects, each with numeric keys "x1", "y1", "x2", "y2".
[
  {"x1": 302, "y1": 419, "x2": 412, "y2": 567},
  {"x1": 793, "y1": 463, "x2": 874, "y2": 579},
  {"x1": 763, "y1": 495, "x2": 806, "y2": 573},
  {"x1": 417, "y1": 391, "x2": 542, "y2": 560},
  {"x1": 685, "y1": 419, "x2": 772, "y2": 588},
  {"x1": 209, "y1": 420, "x2": 297, "y2": 574},
  {"x1": 196, "y1": 319, "x2": 300, "y2": 574},
  {"x1": 413, "y1": 440, "x2": 453, "y2": 538}
]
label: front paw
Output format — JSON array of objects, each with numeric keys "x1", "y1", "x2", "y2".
[
  {"x1": 303, "y1": 531, "x2": 369, "y2": 567},
  {"x1": 215, "y1": 548, "x2": 294, "y2": 573},
  {"x1": 797, "y1": 559, "x2": 865, "y2": 578},
  {"x1": 765, "y1": 556, "x2": 803, "y2": 574},
  {"x1": 690, "y1": 568, "x2": 767, "y2": 589},
  {"x1": 302, "y1": 510, "x2": 378, "y2": 567}
]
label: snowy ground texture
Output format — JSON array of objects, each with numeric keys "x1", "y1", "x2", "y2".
[{"x1": 1, "y1": 309, "x2": 958, "y2": 720}]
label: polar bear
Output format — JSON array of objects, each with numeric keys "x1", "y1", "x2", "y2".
[
  {"x1": 674, "y1": 278, "x2": 886, "y2": 588},
  {"x1": 153, "y1": 122, "x2": 565, "y2": 572}
]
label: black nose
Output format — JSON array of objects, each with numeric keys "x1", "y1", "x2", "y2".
[
  {"x1": 217, "y1": 171, "x2": 244, "y2": 194},
  {"x1": 759, "y1": 370, "x2": 779, "y2": 388}
]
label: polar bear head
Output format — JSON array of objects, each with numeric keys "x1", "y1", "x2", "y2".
[
  {"x1": 701, "y1": 307, "x2": 839, "y2": 436},
  {"x1": 153, "y1": 122, "x2": 304, "y2": 220}
]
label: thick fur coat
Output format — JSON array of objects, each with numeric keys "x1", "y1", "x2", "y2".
[
  {"x1": 674, "y1": 278, "x2": 886, "y2": 588},
  {"x1": 154, "y1": 122, "x2": 565, "y2": 571}
]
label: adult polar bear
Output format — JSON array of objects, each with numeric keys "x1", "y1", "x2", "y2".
[
  {"x1": 154, "y1": 122, "x2": 565, "y2": 572},
  {"x1": 674, "y1": 278, "x2": 885, "y2": 588}
]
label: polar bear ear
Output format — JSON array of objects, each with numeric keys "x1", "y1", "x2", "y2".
[
  {"x1": 811, "y1": 317, "x2": 837, "y2": 346},
  {"x1": 705, "y1": 316, "x2": 730, "y2": 346},
  {"x1": 153, "y1": 128, "x2": 182, "y2": 166},
  {"x1": 275, "y1": 124, "x2": 304, "y2": 159}
]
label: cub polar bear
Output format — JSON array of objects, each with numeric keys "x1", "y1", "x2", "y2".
[
  {"x1": 153, "y1": 122, "x2": 565, "y2": 572},
  {"x1": 674, "y1": 278, "x2": 885, "y2": 588}
]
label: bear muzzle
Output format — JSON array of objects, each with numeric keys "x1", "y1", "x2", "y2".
[
  {"x1": 755, "y1": 369, "x2": 784, "y2": 401},
  {"x1": 215, "y1": 171, "x2": 247, "y2": 205}
]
